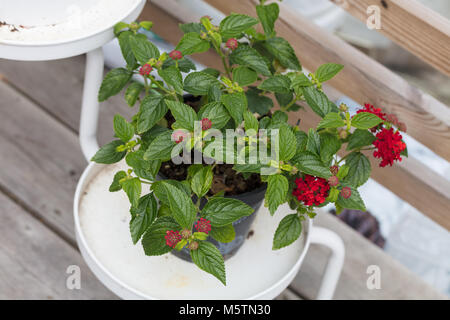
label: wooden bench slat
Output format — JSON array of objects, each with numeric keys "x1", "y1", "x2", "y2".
[
  {"x1": 330, "y1": 0, "x2": 450, "y2": 76},
  {"x1": 0, "y1": 191, "x2": 115, "y2": 299}
]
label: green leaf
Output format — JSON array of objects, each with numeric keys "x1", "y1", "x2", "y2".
[
  {"x1": 191, "y1": 166, "x2": 213, "y2": 198},
  {"x1": 118, "y1": 31, "x2": 137, "y2": 69},
  {"x1": 179, "y1": 22, "x2": 206, "y2": 34},
  {"x1": 137, "y1": 94, "x2": 167, "y2": 134},
  {"x1": 209, "y1": 224, "x2": 235, "y2": 243},
  {"x1": 232, "y1": 163, "x2": 266, "y2": 173},
  {"x1": 121, "y1": 177, "x2": 141, "y2": 208},
  {"x1": 315, "y1": 63, "x2": 344, "y2": 83},
  {"x1": 202, "y1": 198, "x2": 254, "y2": 227},
  {"x1": 295, "y1": 131, "x2": 308, "y2": 153},
  {"x1": 219, "y1": 13, "x2": 258, "y2": 39},
  {"x1": 184, "y1": 71, "x2": 220, "y2": 96},
  {"x1": 190, "y1": 241, "x2": 226, "y2": 285},
  {"x1": 221, "y1": 92, "x2": 247, "y2": 126},
  {"x1": 317, "y1": 112, "x2": 345, "y2": 130},
  {"x1": 273, "y1": 214, "x2": 302, "y2": 250},
  {"x1": 163, "y1": 57, "x2": 197, "y2": 73},
  {"x1": 130, "y1": 33, "x2": 160, "y2": 65},
  {"x1": 351, "y1": 112, "x2": 383, "y2": 130},
  {"x1": 265, "y1": 37, "x2": 301, "y2": 71},
  {"x1": 265, "y1": 174, "x2": 289, "y2": 215},
  {"x1": 142, "y1": 216, "x2": 180, "y2": 256},
  {"x1": 320, "y1": 133, "x2": 341, "y2": 166},
  {"x1": 302, "y1": 87, "x2": 331, "y2": 118},
  {"x1": 258, "y1": 75, "x2": 291, "y2": 94},
  {"x1": 176, "y1": 32, "x2": 210, "y2": 55},
  {"x1": 113, "y1": 114, "x2": 134, "y2": 142},
  {"x1": 98, "y1": 68, "x2": 132, "y2": 102},
  {"x1": 336, "y1": 185, "x2": 366, "y2": 211},
  {"x1": 91, "y1": 140, "x2": 126, "y2": 164},
  {"x1": 246, "y1": 87, "x2": 273, "y2": 115},
  {"x1": 256, "y1": 3, "x2": 279, "y2": 36},
  {"x1": 208, "y1": 83, "x2": 222, "y2": 102},
  {"x1": 157, "y1": 181, "x2": 196, "y2": 229},
  {"x1": 292, "y1": 151, "x2": 332, "y2": 178},
  {"x1": 306, "y1": 128, "x2": 321, "y2": 155},
  {"x1": 114, "y1": 22, "x2": 129, "y2": 36},
  {"x1": 126, "y1": 150, "x2": 160, "y2": 181},
  {"x1": 289, "y1": 73, "x2": 312, "y2": 88},
  {"x1": 243, "y1": 110, "x2": 259, "y2": 132},
  {"x1": 279, "y1": 125, "x2": 297, "y2": 161},
  {"x1": 344, "y1": 152, "x2": 371, "y2": 187},
  {"x1": 201, "y1": 68, "x2": 221, "y2": 78},
  {"x1": 125, "y1": 82, "x2": 143, "y2": 107},
  {"x1": 198, "y1": 102, "x2": 231, "y2": 129},
  {"x1": 143, "y1": 131, "x2": 176, "y2": 161},
  {"x1": 109, "y1": 171, "x2": 127, "y2": 192},
  {"x1": 165, "y1": 100, "x2": 197, "y2": 131},
  {"x1": 158, "y1": 66, "x2": 183, "y2": 94},
  {"x1": 347, "y1": 129, "x2": 376, "y2": 150},
  {"x1": 229, "y1": 46, "x2": 271, "y2": 76},
  {"x1": 130, "y1": 193, "x2": 158, "y2": 244},
  {"x1": 151, "y1": 180, "x2": 190, "y2": 205},
  {"x1": 232, "y1": 66, "x2": 257, "y2": 86}
]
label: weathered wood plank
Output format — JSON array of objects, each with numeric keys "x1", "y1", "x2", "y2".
[
  {"x1": 141, "y1": 1, "x2": 450, "y2": 230},
  {"x1": 0, "y1": 191, "x2": 116, "y2": 299},
  {"x1": 329, "y1": 0, "x2": 450, "y2": 76},
  {"x1": 291, "y1": 212, "x2": 447, "y2": 300},
  {"x1": 202, "y1": 0, "x2": 450, "y2": 162},
  {"x1": 275, "y1": 288, "x2": 303, "y2": 300}
]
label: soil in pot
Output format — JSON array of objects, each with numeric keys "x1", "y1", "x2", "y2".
[{"x1": 160, "y1": 95, "x2": 267, "y2": 261}]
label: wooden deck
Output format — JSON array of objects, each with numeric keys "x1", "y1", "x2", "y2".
[{"x1": 0, "y1": 56, "x2": 446, "y2": 300}]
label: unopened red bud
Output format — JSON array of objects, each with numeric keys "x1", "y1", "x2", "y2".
[
  {"x1": 201, "y1": 118, "x2": 212, "y2": 130},
  {"x1": 341, "y1": 187, "x2": 351, "y2": 199},
  {"x1": 226, "y1": 38, "x2": 239, "y2": 50},
  {"x1": 398, "y1": 122, "x2": 407, "y2": 132},
  {"x1": 188, "y1": 241, "x2": 199, "y2": 250},
  {"x1": 180, "y1": 229, "x2": 191, "y2": 239},
  {"x1": 328, "y1": 176, "x2": 339, "y2": 187},
  {"x1": 330, "y1": 165, "x2": 339, "y2": 176},
  {"x1": 386, "y1": 114, "x2": 399, "y2": 126},
  {"x1": 169, "y1": 50, "x2": 183, "y2": 60},
  {"x1": 139, "y1": 64, "x2": 152, "y2": 76}
]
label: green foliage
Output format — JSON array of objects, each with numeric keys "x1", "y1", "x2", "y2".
[
  {"x1": 265, "y1": 174, "x2": 289, "y2": 215},
  {"x1": 190, "y1": 241, "x2": 226, "y2": 285},
  {"x1": 202, "y1": 198, "x2": 254, "y2": 227},
  {"x1": 220, "y1": 14, "x2": 259, "y2": 39},
  {"x1": 98, "y1": 68, "x2": 132, "y2": 102},
  {"x1": 273, "y1": 214, "x2": 302, "y2": 250},
  {"x1": 351, "y1": 112, "x2": 383, "y2": 129}
]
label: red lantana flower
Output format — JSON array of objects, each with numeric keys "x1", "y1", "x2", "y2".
[
  {"x1": 169, "y1": 50, "x2": 183, "y2": 60},
  {"x1": 292, "y1": 175, "x2": 330, "y2": 206},
  {"x1": 139, "y1": 64, "x2": 152, "y2": 76},
  {"x1": 165, "y1": 230, "x2": 181, "y2": 248},
  {"x1": 201, "y1": 118, "x2": 212, "y2": 130},
  {"x1": 373, "y1": 128, "x2": 406, "y2": 167},
  {"x1": 226, "y1": 38, "x2": 239, "y2": 50},
  {"x1": 195, "y1": 218, "x2": 212, "y2": 234}
]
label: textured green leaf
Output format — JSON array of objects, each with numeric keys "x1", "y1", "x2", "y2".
[
  {"x1": 137, "y1": 94, "x2": 167, "y2": 134},
  {"x1": 143, "y1": 131, "x2": 176, "y2": 161},
  {"x1": 265, "y1": 174, "x2": 289, "y2": 215},
  {"x1": 109, "y1": 171, "x2": 127, "y2": 192},
  {"x1": 142, "y1": 216, "x2": 180, "y2": 256},
  {"x1": 198, "y1": 102, "x2": 231, "y2": 129},
  {"x1": 258, "y1": 75, "x2": 291, "y2": 94},
  {"x1": 344, "y1": 152, "x2": 371, "y2": 187},
  {"x1": 118, "y1": 31, "x2": 137, "y2": 69},
  {"x1": 165, "y1": 100, "x2": 198, "y2": 131},
  {"x1": 292, "y1": 151, "x2": 332, "y2": 178},
  {"x1": 306, "y1": 128, "x2": 321, "y2": 155},
  {"x1": 158, "y1": 66, "x2": 183, "y2": 94},
  {"x1": 176, "y1": 32, "x2": 210, "y2": 55},
  {"x1": 256, "y1": 3, "x2": 279, "y2": 36},
  {"x1": 320, "y1": 133, "x2": 341, "y2": 166},
  {"x1": 229, "y1": 46, "x2": 271, "y2": 76},
  {"x1": 130, "y1": 33, "x2": 160, "y2": 64},
  {"x1": 91, "y1": 140, "x2": 126, "y2": 164},
  {"x1": 191, "y1": 166, "x2": 213, "y2": 198},
  {"x1": 221, "y1": 92, "x2": 247, "y2": 126},
  {"x1": 125, "y1": 82, "x2": 143, "y2": 107},
  {"x1": 351, "y1": 112, "x2": 383, "y2": 130},
  {"x1": 151, "y1": 180, "x2": 190, "y2": 206},
  {"x1": 190, "y1": 241, "x2": 226, "y2": 285},
  {"x1": 220, "y1": 13, "x2": 258, "y2": 39},
  {"x1": 336, "y1": 184, "x2": 366, "y2": 211},
  {"x1": 279, "y1": 125, "x2": 297, "y2": 161},
  {"x1": 315, "y1": 63, "x2": 344, "y2": 83},
  {"x1": 113, "y1": 114, "x2": 134, "y2": 142},
  {"x1": 121, "y1": 177, "x2": 141, "y2": 208},
  {"x1": 232, "y1": 66, "x2": 257, "y2": 86},
  {"x1": 302, "y1": 87, "x2": 331, "y2": 118},
  {"x1": 159, "y1": 181, "x2": 196, "y2": 228},
  {"x1": 179, "y1": 22, "x2": 206, "y2": 34},
  {"x1": 209, "y1": 224, "x2": 236, "y2": 243},
  {"x1": 317, "y1": 112, "x2": 345, "y2": 130},
  {"x1": 243, "y1": 110, "x2": 259, "y2": 132},
  {"x1": 163, "y1": 57, "x2": 197, "y2": 73},
  {"x1": 273, "y1": 214, "x2": 302, "y2": 250},
  {"x1": 98, "y1": 68, "x2": 132, "y2": 102},
  {"x1": 130, "y1": 193, "x2": 158, "y2": 244},
  {"x1": 246, "y1": 87, "x2": 273, "y2": 115},
  {"x1": 347, "y1": 129, "x2": 376, "y2": 150},
  {"x1": 265, "y1": 37, "x2": 301, "y2": 71},
  {"x1": 184, "y1": 71, "x2": 220, "y2": 96},
  {"x1": 202, "y1": 198, "x2": 254, "y2": 227}
]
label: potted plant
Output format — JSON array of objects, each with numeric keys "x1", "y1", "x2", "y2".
[{"x1": 91, "y1": 1, "x2": 408, "y2": 285}]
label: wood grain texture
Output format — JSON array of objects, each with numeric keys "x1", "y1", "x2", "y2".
[
  {"x1": 141, "y1": 1, "x2": 450, "y2": 229},
  {"x1": 203, "y1": 0, "x2": 450, "y2": 162},
  {"x1": 0, "y1": 191, "x2": 116, "y2": 299},
  {"x1": 292, "y1": 211, "x2": 448, "y2": 300},
  {"x1": 330, "y1": 0, "x2": 450, "y2": 76}
]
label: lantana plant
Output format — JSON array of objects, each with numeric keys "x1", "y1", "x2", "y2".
[{"x1": 92, "y1": 1, "x2": 407, "y2": 285}]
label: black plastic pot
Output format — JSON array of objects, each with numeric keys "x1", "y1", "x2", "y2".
[{"x1": 171, "y1": 183, "x2": 267, "y2": 262}]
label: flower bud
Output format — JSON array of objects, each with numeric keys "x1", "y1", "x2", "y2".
[
  {"x1": 180, "y1": 229, "x2": 192, "y2": 239},
  {"x1": 341, "y1": 187, "x2": 352, "y2": 199},
  {"x1": 328, "y1": 176, "x2": 339, "y2": 187},
  {"x1": 188, "y1": 241, "x2": 199, "y2": 250},
  {"x1": 398, "y1": 122, "x2": 407, "y2": 132},
  {"x1": 339, "y1": 103, "x2": 348, "y2": 112},
  {"x1": 169, "y1": 50, "x2": 183, "y2": 60},
  {"x1": 226, "y1": 38, "x2": 239, "y2": 50},
  {"x1": 330, "y1": 165, "x2": 339, "y2": 176},
  {"x1": 339, "y1": 129, "x2": 348, "y2": 139},
  {"x1": 201, "y1": 118, "x2": 212, "y2": 130}
]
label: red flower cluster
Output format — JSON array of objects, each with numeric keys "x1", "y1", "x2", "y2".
[
  {"x1": 373, "y1": 128, "x2": 406, "y2": 167},
  {"x1": 139, "y1": 64, "x2": 152, "y2": 76},
  {"x1": 226, "y1": 38, "x2": 239, "y2": 50},
  {"x1": 201, "y1": 118, "x2": 212, "y2": 130},
  {"x1": 169, "y1": 50, "x2": 183, "y2": 60},
  {"x1": 293, "y1": 175, "x2": 330, "y2": 206},
  {"x1": 165, "y1": 230, "x2": 181, "y2": 248},
  {"x1": 195, "y1": 218, "x2": 211, "y2": 234}
]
